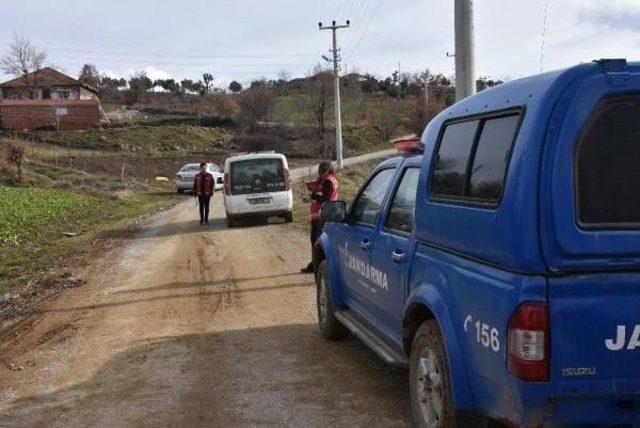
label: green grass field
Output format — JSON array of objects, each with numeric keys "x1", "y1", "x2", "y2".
[
  {"x1": 292, "y1": 159, "x2": 382, "y2": 228},
  {"x1": 0, "y1": 185, "x2": 177, "y2": 293},
  {"x1": 0, "y1": 187, "x2": 102, "y2": 248},
  {"x1": 38, "y1": 125, "x2": 232, "y2": 155}
]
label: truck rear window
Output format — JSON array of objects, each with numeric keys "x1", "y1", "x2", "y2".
[
  {"x1": 230, "y1": 158, "x2": 286, "y2": 195},
  {"x1": 577, "y1": 95, "x2": 640, "y2": 229}
]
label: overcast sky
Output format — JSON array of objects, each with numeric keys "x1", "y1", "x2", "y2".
[{"x1": 1, "y1": 0, "x2": 639, "y2": 87}]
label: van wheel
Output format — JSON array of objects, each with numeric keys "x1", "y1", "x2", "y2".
[
  {"x1": 316, "y1": 260, "x2": 348, "y2": 340},
  {"x1": 283, "y1": 212, "x2": 293, "y2": 223},
  {"x1": 410, "y1": 320, "x2": 456, "y2": 428},
  {"x1": 177, "y1": 189, "x2": 184, "y2": 194},
  {"x1": 226, "y1": 216, "x2": 236, "y2": 227}
]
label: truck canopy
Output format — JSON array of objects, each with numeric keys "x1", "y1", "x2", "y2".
[{"x1": 417, "y1": 59, "x2": 640, "y2": 274}]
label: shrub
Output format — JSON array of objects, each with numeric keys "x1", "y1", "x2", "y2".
[{"x1": 3, "y1": 140, "x2": 27, "y2": 183}]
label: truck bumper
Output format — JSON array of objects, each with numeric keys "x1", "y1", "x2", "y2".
[{"x1": 495, "y1": 383, "x2": 640, "y2": 427}]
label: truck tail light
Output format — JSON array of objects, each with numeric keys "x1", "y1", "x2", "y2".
[
  {"x1": 285, "y1": 168, "x2": 291, "y2": 190},
  {"x1": 224, "y1": 172, "x2": 230, "y2": 195},
  {"x1": 508, "y1": 302, "x2": 549, "y2": 382}
]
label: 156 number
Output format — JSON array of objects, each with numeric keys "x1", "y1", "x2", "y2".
[{"x1": 475, "y1": 321, "x2": 500, "y2": 352}]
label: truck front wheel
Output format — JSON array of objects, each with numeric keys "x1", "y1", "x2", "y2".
[
  {"x1": 316, "y1": 260, "x2": 348, "y2": 340},
  {"x1": 410, "y1": 320, "x2": 456, "y2": 428}
]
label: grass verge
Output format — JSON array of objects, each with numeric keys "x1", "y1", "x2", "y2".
[
  {"x1": 0, "y1": 185, "x2": 179, "y2": 294},
  {"x1": 37, "y1": 125, "x2": 232, "y2": 155},
  {"x1": 291, "y1": 158, "x2": 383, "y2": 229}
]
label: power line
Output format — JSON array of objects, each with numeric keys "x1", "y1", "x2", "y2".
[
  {"x1": 51, "y1": 54, "x2": 317, "y2": 68},
  {"x1": 341, "y1": 0, "x2": 371, "y2": 53},
  {"x1": 540, "y1": 0, "x2": 552, "y2": 72},
  {"x1": 345, "y1": 0, "x2": 382, "y2": 60},
  {"x1": 45, "y1": 45, "x2": 318, "y2": 60},
  {"x1": 339, "y1": 0, "x2": 364, "y2": 50}
]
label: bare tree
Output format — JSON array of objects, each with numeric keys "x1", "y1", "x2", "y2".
[
  {"x1": 202, "y1": 72, "x2": 214, "y2": 95},
  {"x1": 3, "y1": 140, "x2": 27, "y2": 183},
  {"x1": 237, "y1": 86, "x2": 276, "y2": 130},
  {"x1": 305, "y1": 65, "x2": 332, "y2": 137},
  {"x1": 376, "y1": 98, "x2": 401, "y2": 142},
  {"x1": 277, "y1": 69, "x2": 291, "y2": 96},
  {"x1": 78, "y1": 63, "x2": 101, "y2": 90},
  {"x1": 0, "y1": 33, "x2": 47, "y2": 99}
]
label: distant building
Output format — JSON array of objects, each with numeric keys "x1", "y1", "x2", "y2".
[
  {"x1": 0, "y1": 67, "x2": 99, "y2": 101},
  {"x1": 0, "y1": 67, "x2": 102, "y2": 130}
]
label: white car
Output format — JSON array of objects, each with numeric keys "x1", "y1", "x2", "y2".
[
  {"x1": 175, "y1": 163, "x2": 224, "y2": 193},
  {"x1": 223, "y1": 152, "x2": 293, "y2": 227}
]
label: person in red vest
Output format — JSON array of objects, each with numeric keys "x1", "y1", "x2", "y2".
[
  {"x1": 301, "y1": 160, "x2": 339, "y2": 273},
  {"x1": 193, "y1": 162, "x2": 214, "y2": 225}
]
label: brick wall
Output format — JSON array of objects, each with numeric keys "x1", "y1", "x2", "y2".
[{"x1": 0, "y1": 100, "x2": 101, "y2": 130}]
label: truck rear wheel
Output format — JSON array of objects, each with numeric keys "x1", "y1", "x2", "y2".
[
  {"x1": 316, "y1": 260, "x2": 348, "y2": 340},
  {"x1": 283, "y1": 212, "x2": 293, "y2": 223},
  {"x1": 410, "y1": 320, "x2": 456, "y2": 428},
  {"x1": 226, "y1": 215, "x2": 236, "y2": 227}
]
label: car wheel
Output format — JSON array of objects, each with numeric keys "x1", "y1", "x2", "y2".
[
  {"x1": 410, "y1": 320, "x2": 456, "y2": 428},
  {"x1": 177, "y1": 189, "x2": 184, "y2": 194},
  {"x1": 284, "y1": 212, "x2": 293, "y2": 223},
  {"x1": 226, "y1": 216, "x2": 236, "y2": 227},
  {"x1": 315, "y1": 260, "x2": 348, "y2": 340}
]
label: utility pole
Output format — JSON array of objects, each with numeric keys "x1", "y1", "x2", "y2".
[
  {"x1": 454, "y1": 0, "x2": 476, "y2": 101},
  {"x1": 319, "y1": 20, "x2": 350, "y2": 169}
]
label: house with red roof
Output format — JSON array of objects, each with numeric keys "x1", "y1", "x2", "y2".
[{"x1": 0, "y1": 67, "x2": 103, "y2": 130}]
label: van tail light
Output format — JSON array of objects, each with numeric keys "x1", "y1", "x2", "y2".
[
  {"x1": 508, "y1": 302, "x2": 549, "y2": 382},
  {"x1": 223, "y1": 172, "x2": 230, "y2": 195},
  {"x1": 285, "y1": 168, "x2": 291, "y2": 190}
]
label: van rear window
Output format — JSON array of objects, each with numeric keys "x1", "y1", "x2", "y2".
[
  {"x1": 230, "y1": 158, "x2": 286, "y2": 195},
  {"x1": 577, "y1": 95, "x2": 640, "y2": 229}
]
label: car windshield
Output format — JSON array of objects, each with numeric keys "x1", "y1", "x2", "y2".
[
  {"x1": 230, "y1": 158, "x2": 286, "y2": 195},
  {"x1": 180, "y1": 165, "x2": 201, "y2": 173}
]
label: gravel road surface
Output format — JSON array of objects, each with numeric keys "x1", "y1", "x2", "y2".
[{"x1": 0, "y1": 159, "x2": 412, "y2": 427}]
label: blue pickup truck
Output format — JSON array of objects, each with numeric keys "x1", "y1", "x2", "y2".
[{"x1": 313, "y1": 59, "x2": 640, "y2": 427}]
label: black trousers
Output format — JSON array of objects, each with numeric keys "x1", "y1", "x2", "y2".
[
  {"x1": 198, "y1": 195, "x2": 211, "y2": 222},
  {"x1": 307, "y1": 219, "x2": 324, "y2": 268}
]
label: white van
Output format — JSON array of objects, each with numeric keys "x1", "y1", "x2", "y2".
[{"x1": 223, "y1": 152, "x2": 293, "y2": 227}]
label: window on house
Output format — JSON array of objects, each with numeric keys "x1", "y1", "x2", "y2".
[
  {"x1": 58, "y1": 90, "x2": 70, "y2": 99},
  {"x1": 42, "y1": 88, "x2": 51, "y2": 99},
  {"x1": 430, "y1": 112, "x2": 520, "y2": 205},
  {"x1": 577, "y1": 95, "x2": 640, "y2": 228}
]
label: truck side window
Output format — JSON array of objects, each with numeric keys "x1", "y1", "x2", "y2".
[
  {"x1": 386, "y1": 168, "x2": 420, "y2": 234},
  {"x1": 577, "y1": 95, "x2": 640, "y2": 228},
  {"x1": 350, "y1": 168, "x2": 395, "y2": 226},
  {"x1": 431, "y1": 120, "x2": 479, "y2": 197},
  {"x1": 468, "y1": 115, "x2": 520, "y2": 201},
  {"x1": 430, "y1": 112, "x2": 520, "y2": 205}
]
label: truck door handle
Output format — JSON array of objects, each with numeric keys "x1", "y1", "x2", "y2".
[
  {"x1": 391, "y1": 250, "x2": 405, "y2": 263},
  {"x1": 360, "y1": 239, "x2": 370, "y2": 251}
]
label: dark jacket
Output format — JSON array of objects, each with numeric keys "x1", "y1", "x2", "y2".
[{"x1": 194, "y1": 172, "x2": 214, "y2": 196}]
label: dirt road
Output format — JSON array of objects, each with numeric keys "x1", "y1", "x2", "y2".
[{"x1": 0, "y1": 165, "x2": 412, "y2": 427}]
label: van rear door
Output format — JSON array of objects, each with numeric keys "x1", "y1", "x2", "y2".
[
  {"x1": 229, "y1": 158, "x2": 287, "y2": 196},
  {"x1": 542, "y1": 61, "x2": 640, "y2": 395}
]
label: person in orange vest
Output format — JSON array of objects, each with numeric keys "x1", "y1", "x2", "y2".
[
  {"x1": 301, "y1": 160, "x2": 339, "y2": 273},
  {"x1": 193, "y1": 162, "x2": 214, "y2": 225}
]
